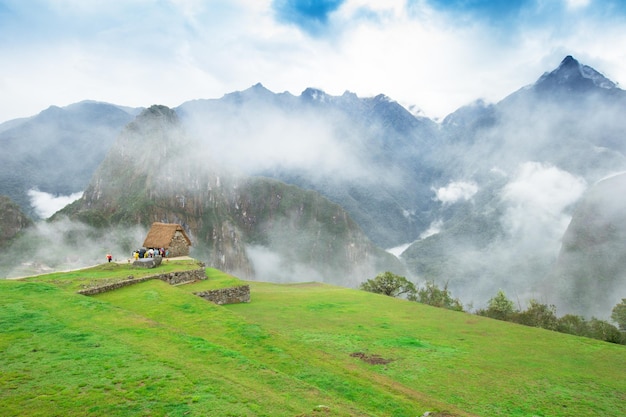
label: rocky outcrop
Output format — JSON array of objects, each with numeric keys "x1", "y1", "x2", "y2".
[
  {"x1": 194, "y1": 285, "x2": 250, "y2": 305},
  {"x1": 0, "y1": 195, "x2": 33, "y2": 247},
  {"x1": 133, "y1": 256, "x2": 163, "y2": 268},
  {"x1": 549, "y1": 173, "x2": 626, "y2": 318},
  {"x1": 61, "y1": 105, "x2": 405, "y2": 287}
]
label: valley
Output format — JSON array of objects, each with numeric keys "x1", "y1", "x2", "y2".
[{"x1": 1, "y1": 56, "x2": 626, "y2": 320}]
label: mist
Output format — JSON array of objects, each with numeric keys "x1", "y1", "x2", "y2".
[
  {"x1": 402, "y1": 84, "x2": 626, "y2": 318},
  {"x1": 28, "y1": 189, "x2": 83, "y2": 219},
  {"x1": 433, "y1": 181, "x2": 479, "y2": 205},
  {"x1": 178, "y1": 90, "x2": 416, "y2": 190},
  {"x1": 0, "y1": 217, "x2": 147, "y2": 279},
  {"x1": 0, "y1": 101, "x2": 134, "y2": 218},
  {"x1": 3, "y1": 57, "x2": 626, "y2": 322},
  {"x1": 500, "y1": 162, "x2": 586, "y2": 249},
  {"x1": 246, "y1": 245, "x2": 325, "y2": 284}
]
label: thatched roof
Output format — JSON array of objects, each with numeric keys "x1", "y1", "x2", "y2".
[{"x1": 143, "y1": 222, "x2": 191, "y2": 248}]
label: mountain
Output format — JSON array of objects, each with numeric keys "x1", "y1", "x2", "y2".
[
  {"x1": 400, "y1": 56, "x2": 626, "y2": 314},
  {"x1": 2, "y1": 56, "x2": 626, "y2": 318},
  {"x1": 176, "y1": 83, "x2": 442, "y2": 248},
  {"x1": 534, "y1": 55, "x2": 617, "y2": 92},
  {"x1": 59, "y1": 105, "x2": 403, "y2": 286},
  {"x1": 0, "y1": 195, "x2": 32, "y2": 248},
  {"x1": 0, "y1": 101, "x2": 140, "y2": 218},
  {"x1": 547, "y1": 172, "x2": 626, "y2": 318}
]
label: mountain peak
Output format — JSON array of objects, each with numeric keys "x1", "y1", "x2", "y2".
[
  {"x1": 559, "y1": 55, "x2": 578, "y2": 68},
  {"x1": 535, "y1": 55, "x2": 616, "y2": 91},
  {"x1": 221, "y1": 83, "x2": 275, "y2": 104},
  {"x1": 136, "y1": 105, "x2": 179, "y2": 124},
  {"x1": 245, "y1": 82, "x2": 272, "y2": 94},
  {"x1": 301, "y1": 87, "x2": 329, "y2": 102}
]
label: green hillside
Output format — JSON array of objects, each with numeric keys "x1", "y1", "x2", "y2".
[{"x1": 1, "y1": 263, "x2": 625, "y2": 416}]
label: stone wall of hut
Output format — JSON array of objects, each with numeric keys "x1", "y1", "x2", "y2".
[{"x1": 169, "y1": 231, "x2": 190, "y2": 257}]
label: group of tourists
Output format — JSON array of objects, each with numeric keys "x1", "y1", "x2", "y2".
[{"x1": 133, "y1": 247, "x2": 168, "y2": 260}]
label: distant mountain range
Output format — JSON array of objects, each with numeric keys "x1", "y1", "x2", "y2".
[
  {"x1": 59, "y1": 105, "x2": 402, "y2": 287},
  {"x1": 0, "y1": 101, "x2": 141, "y2": 218},
  {"x1": 1, "y1": 56, "x2": 625, "y2": 318}
]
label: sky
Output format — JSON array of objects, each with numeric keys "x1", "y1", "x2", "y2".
[{"x1": 2, "y1": 0, "x2": 626, "y2": 123}]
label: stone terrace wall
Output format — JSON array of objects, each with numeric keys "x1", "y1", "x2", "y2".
[
  {"x1": 194, "y1": 285, "x2": 251, "y2": 305},
  {"x1": 76, "y1": 268, "x2": 250, "y2": 306},
  {"x1": 77, "y1": 268, "x2": 206, "y2": 296}
]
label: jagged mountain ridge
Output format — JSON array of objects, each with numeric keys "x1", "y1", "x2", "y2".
[
  {"x1": 61, "y1": 105, "x2": 403, "y2": 286},
  {"x1": 401, "y1": 56, "x2": 626, "y2": 316},
  {"x1": 176, "y1": 83, "x2": 443, "y2": 248},
  {"x1": 0, "y1": 101, "x2": 141, "y2": 217},
  {"x1": 547, "y1": 172, "x2": 626, "y2": 318},
  {"x1": 0, "y1": 195, "x2": 32, "y2": 248},
  {"x1": 1, "y1": 56, "x2": 626, "y2": 318}
]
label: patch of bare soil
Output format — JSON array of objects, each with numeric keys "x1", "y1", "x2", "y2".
[{"x1": 349, "y1": 352, "x2": 394, "y2": 365}]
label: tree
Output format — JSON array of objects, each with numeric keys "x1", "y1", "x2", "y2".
[
  {"x1": 360, "y1": 271, "x2": 416, "y2": 298},
  {"x1": 513, "y1": 300, "x2": 558, "y2": 331},
  {"x1": 587, "y1": 318, "x2": 624, "y2": 344},
  {"x1": 610, "y1": 298, "x2": 626, "y2": 331},
  {"x1": 556, "y1": 314, "x2": 590, "y2": 337},
  {"x1": 478, "y1": 290, "x2": 516, "y2": 321},
  {"x1": 415, "y1": 281, "x2": 463, "y2": 311}
]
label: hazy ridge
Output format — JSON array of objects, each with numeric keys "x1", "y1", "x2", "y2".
[{"x1": 1, "y1": 56, "x2": 626, "y2": 318}]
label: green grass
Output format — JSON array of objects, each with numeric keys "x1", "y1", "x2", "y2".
[
  {"x1": 184, "y1": 267, "x2": 249, "y2": 290},
  {"x1": 1, "y1": 265, "x2": 625, "y2": 416},
  {"x1": 19, "y1": 259, "x2": 203, "y2": 292}
]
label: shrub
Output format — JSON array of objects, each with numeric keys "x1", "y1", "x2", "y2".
[
  {"x1": 610, "y1": 298, "x2": 626, "y2": 331},
  {"x1": 415, "y1": 281, "x2": 463, "y2": 312},
  {"x1": 587, "y1": 318, "x2": 625, "y2": 344},
  {"x1": 477, "y1": 290, "x2": 516, "y2": 321},
  {"x1": 513, "y1": 300, "x2": 558, "y2": 331},
  {"x1": 556, "y1": 314, "x2": 590, "y2": 337},
  {"x1": 360, "y1": 271, "x2": 416, "y2": 298}
]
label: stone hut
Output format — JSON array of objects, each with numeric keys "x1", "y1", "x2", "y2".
[{"x1": 143, "y1": 222, "x2": 192, "y2": 257}]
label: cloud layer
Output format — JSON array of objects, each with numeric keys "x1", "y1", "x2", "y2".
[
  {"x1": 2, "y1": 0, "x2": 626, "y2": 122},
  {"x1": 501, "y1": 162, "x2": 587, "y2": 248},
  {"x1": 27, "y1": 189, "x2": 83, "y2": 219},
  {"x1": 433, "y1": 181, "x2": 478, "y2": 205}
]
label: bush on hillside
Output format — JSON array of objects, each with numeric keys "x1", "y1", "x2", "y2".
[
  {"x1": 360, "y1": 271, "x2": 416, "y2": 298},
  {"x1": 556, "y1": 314, "x2": 591, "y2": 337},
  {"x1": 475, "y1": 293, "x2": 626, "y2": 345},
  {"x1": 476, "y1": 290, "x2": 516, "y2": 321},
  {"x1": 512, "y1": 300, "x2": 558, "y2": 331},
  {"x1": 414, "y1": 281, "x2": 464, "y2": 312},
  {"x1": 611, "y1": 298, "x2": 626, "y2": 331},
  {"x1": 587, "y1": 318, "x2": 625, "y2": 344}
]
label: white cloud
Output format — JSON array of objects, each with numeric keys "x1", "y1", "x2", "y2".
[
  {"x1": 564, "y1": 0, "x2": 591, "y2": 11},
  {"x1": 433, "y1": 181, "x2": 478, "y2": 205},
  {"x1": 28, "y1": 189, "x2": 83, "y2": 219},
  {"x1": 501, "y1": 162, "x2": 587, "y2": 243},
  {"x1": 246, "y1": 245, "x2": 324, "y2": 283},
  {"x1": 386, "y1": 242, "x2": 412, "y2": 257},
  {"x1": 1, "y1": 1, "x2": 626, "y2": 122},
  {"x1": 419, "y1": 219, "x2": 443, "y2": 239}
]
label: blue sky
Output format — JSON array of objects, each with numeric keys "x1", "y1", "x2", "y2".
[{"x1": 1, "y1": 0, "x2": 626, "y2": 122}]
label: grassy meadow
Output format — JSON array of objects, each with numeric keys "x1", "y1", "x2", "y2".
[{"x1": 1, "y1": 262, "x2": 625, "y2": 416}]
